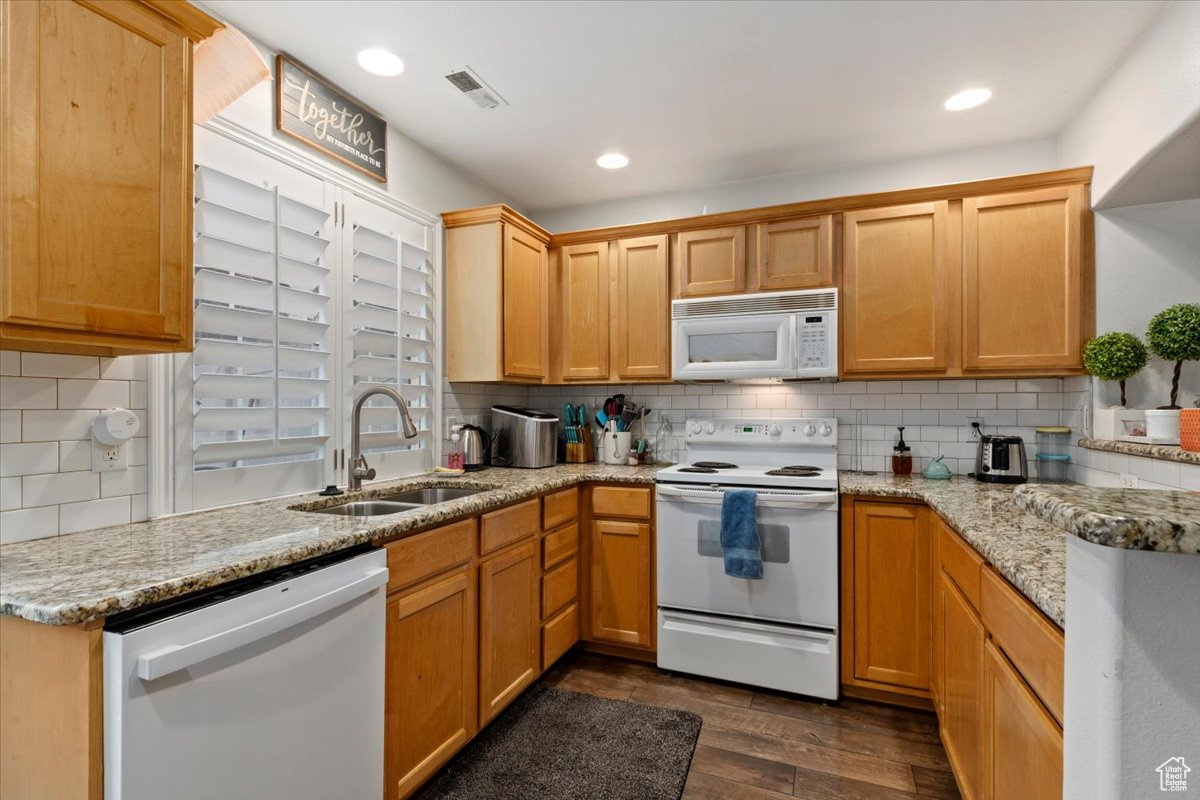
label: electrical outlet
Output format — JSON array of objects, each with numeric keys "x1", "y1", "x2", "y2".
[
  {"x1": 1119, "y1": 472, "x2": 1139, "y2": 489},
  {"x1": 443, "y1": 416, "x2": 456, "y2": 437},
  {"x1": 966, "y1": 416, "x2": 985, "y2": 434},
  {"x1": 91, "y1": 439, "x2": 126, "y2": 472}
]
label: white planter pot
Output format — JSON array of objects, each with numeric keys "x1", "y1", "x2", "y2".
[{"x1": 1145, "y1": 409, "x2": 1181, "y2": 445}]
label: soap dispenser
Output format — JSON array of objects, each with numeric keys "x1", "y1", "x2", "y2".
[{"x1": 891, "y1": 426, "x2": 913, "y2": 476}]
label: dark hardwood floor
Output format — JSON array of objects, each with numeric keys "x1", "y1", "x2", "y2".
[{"x1": 542, "y1": 652, "x2": 962, "y2": 800}]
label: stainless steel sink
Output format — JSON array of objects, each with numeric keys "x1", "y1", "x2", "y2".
[
  {"x1": 377, "y1": 487, "x2": 485, "y2": 505},
  {"x1": 310, "y1": 500, "x2": 423, "y2": 517}
]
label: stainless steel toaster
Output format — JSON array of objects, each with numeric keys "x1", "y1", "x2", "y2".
[
  {"x1": 974, "y1": 434, "x2": 1028, "y2": 484},
  {"x1": 491, "y1": 405, "x2": 558, "y2": 468}
]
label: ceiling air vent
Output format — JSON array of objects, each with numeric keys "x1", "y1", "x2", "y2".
[{"x1": 444, "y1": 66, "x2": 508, "y2": 110}]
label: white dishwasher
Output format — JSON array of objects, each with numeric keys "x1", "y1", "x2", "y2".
[{"x1": 103, "y1": 547, "x2": 388, "y2": 800}]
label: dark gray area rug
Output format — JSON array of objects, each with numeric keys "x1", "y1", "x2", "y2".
[{"x1": 415, "y1": 683, "x2": 702, "y2": 800}]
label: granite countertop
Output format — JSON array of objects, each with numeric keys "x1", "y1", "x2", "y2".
[
  {"x1": 839, "y1": 473, "x2": 1067, "y2": 627},
  {"x1": 1014, "y1": 484, "x2": 1200, "y2": 553},
  {"x1": 0, "y1": 464, "x2": 659, "y2": 626},
  {"x1": 1078, "y1": 437, "x2": 1200, "y2": 466}
]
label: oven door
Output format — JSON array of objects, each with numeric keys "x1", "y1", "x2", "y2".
[
  {"x1": 671, "y1": 312, "x2": 797, "y2": 381},
  {"x1": 655, "y1": 483, "x2": 838, "y2": 628}
]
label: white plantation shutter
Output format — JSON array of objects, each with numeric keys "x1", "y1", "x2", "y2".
[
  {"x1": 182, "y1": 153, "x2": 335, "y2": 510},
  {"x1": 341, "y1": 193, "x2": 435, "y2": 481}
]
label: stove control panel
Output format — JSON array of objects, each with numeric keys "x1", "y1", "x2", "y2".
[{"x1": 685, "y1": 417, "x2": 837, "y2": 445}]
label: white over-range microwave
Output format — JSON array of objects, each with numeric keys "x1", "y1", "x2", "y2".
[{"x1": 671, "y1": 288, "x2": 838, "y2": 381}]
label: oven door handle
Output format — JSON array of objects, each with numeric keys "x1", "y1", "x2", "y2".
[{"x1": 656, "y1": 485, "x2": 839, "y2": 508}]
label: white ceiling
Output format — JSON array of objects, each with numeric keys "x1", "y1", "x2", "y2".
[{"x1": 202, "y1": 0, "x2": 1164, "y2": 212}]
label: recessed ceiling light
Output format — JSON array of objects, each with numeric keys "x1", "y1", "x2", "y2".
[
  {"x1": 357, "y1": 48, "x2": 405, "y2": 77},
  {"x1": 944, "y1": 88, "x2": 992, "y2": 111},
  {"x1": 596, "y1": 153, "x2": 629, "y2": 169}
]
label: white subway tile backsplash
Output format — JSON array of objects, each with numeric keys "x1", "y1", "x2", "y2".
[
  {"x1": 867, "y1": 381, "x2": 903, "y2": 394},
  {"x1": 22, "y1": 471, "x2": 99, "y2": 508},
  {"x1": 698, "y1": 395, "x2": 727, "y2": 409},
  {"x1": 885, "y1": 393, "x2": 921, "y2": 409},
  {"x1": 0, "y1": 442, "x2": 58, "y2": 477},
  {"x1": 0, "y1": 506, "x2": 59, "y2": 545},
  {"x1": 20, "y1": 353, "x2": 100, "y2": 379},
  {"x1": 958, "y1": 394, "x2": 998, "y2": 410},
  {"x1": 1017, "y1": 379, "x2": 1061, "y2": 393},
  {"x1": 0, "y1": 351, "x2": 20, "y2": 376},
  {"x1": 60, "y1": 495, "x2": 131, "y2": 535},
  {"x1": 58, "y1": 440, "x2": 93, "y2": 472},
  {"x1": 21, "y1": 409, "x2": 96, "y2": 442},
  {"x1": 0, "y1": 477, "x2": 20, "y2": 512},
  {"x1": 997, "y1": 393, "x2": 1038, "y2": 409},
  {"x1": 976, "y1": 379, "x2": 1016, "y2": 393},
  {"x1": 0, "y1": 377, "x2": 57, "y2": 409},
  {"x1": 2, "y1": 352, "x2": 150, "y2": 542},
  {"x1": 939, "y1": 380, "x2": 974, "y2": 393},
  {"x1": 755, "y1": 394, "x2": 788, "y2": 409},
  {"x1": 902, "y1": 409, "x2": 941, "y2": 425},
  {"x1": 0, "y1": 410, "x2": 19, "y2": 443},
  {"x1": 57, "y1": 379, "x2": 130, "y2": 410},
  {"x1": 920, "y1": 394, "x2": 956, "y2": 409}
]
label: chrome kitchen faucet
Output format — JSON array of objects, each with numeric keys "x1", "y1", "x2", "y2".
[{"x1": 349, "y1": 386, "x2": 419, "y2": 490}]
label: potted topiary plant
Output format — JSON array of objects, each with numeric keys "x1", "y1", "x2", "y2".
[
  {"x1": 1145, "y1": 303, "x2": 1200, "y2": 444},
  {"x1": 1083, "y1": 332, "x2": 1148, "y2": 408}
]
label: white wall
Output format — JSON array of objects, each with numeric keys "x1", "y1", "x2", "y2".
[
  {"x1": 214, "y1": 39, "x2": 518, "y2": 214},
  {"x1": 529, "y1": 137, "x2": 1058, "y2": 231},
  {"x1": 1057, "y1": 0, "x2": 1200, "y2": 207},
  {"x1": 1090, "y1": 199, "x2": 1200, "y2": 411}
]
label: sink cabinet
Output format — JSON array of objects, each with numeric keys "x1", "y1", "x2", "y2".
[{"x1": 0, "y1": 0, "x2": 221, "y2": 355}]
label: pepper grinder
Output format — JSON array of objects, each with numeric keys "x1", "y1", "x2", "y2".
[{"x1": 891, "y1": 426, "x2": 913, "y2": 475}]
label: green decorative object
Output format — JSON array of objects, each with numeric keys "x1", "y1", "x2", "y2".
[
  {"x1": 1146, "y1": 303, "x2": 1200, "y2": 409},
  {"x1": 1082, "y1": 332, "x2": 1148, "y2": 408},
  {"x1": 922, "y1": 455, "x2": 952, "y2": 481}
]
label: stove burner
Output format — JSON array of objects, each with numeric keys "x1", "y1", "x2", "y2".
[
  {"x1": 765, "y1": 467, "x2": 824, "y2": 477},
  {"x1": 678, "y1": 466, "x2": 718, "y2": 474},
  {"x1": 691, "y1": 461, "x2": 737, "y2": 469}
]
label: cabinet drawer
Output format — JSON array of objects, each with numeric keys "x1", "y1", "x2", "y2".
[
  {"x1": 542, "y1": 487, "x2": 578, "y2": 530},
  {"x1": 542, "y1": 522, "x2": 579, "y2": 569},
  {"x1": 386, "y1": 519, "x2": 475, "y2": 593},
  {"x1": 542, "y1": 603, "x2": 580, "y2": 670},
  {"x1": 937, "y1": 516, "x2": 983, "y2": 610},
  {"x1": 591, "y1": 485, "x2": 652, "y2": 519},
  {"x1": 541, "y1": 557, "x2": 579, "y2": 619},
  {"x1": 480, "y1": 498, "x2": 540, "y2": 555},
  {"x1": 980, "y1": 567, "x2": 1064, "y2": 724}
]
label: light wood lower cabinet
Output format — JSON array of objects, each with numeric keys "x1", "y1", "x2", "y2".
[
  {"x1": 982, "y1": 640, "x2": 1063, "y2": 800},
  {"x1": 385, "y1": 570, "x2": 477, "y2": 800},
  {"x1": 845, "y1": 500, "x2": 932, "y2": 693},
  {"x1": 939, "y1": 572, "x2": 985, "y2": 800},
  {"x1": 588, "y1": 518, "x2": 652, "y2": 648},
  {"x1": 478, "y1": 541, "x2": 540, "y2": 724}
]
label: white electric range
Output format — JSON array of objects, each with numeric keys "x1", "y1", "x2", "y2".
[{"x1": 655, "y1": 417, "x2": 840, "y2": 699}]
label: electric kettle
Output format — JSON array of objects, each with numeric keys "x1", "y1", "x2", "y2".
[
  {"x1": 974, "y1": 435, "x2": 1028, "y2": 484},
  {"x1": 460, "y1": 424, "x2": 491, "y2": 471}
]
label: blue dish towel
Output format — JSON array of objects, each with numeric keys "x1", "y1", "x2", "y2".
[{"x1": 720, "y1": 489, "x2": 763, "y2": 580}]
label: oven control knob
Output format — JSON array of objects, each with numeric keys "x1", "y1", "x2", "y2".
[
  {"x1": 704, "y1": 422, "x2": 717, "y2": 435},
  {"x1": 819, "y1": 424, "x2": 833, "y2": 437},
  {"x1": 803, "y1": 424, "x2": 817, "y2": 436},
  {"x1": 769, "y1": 424, "x2": 782, "y2": 436},
  {"x1": 688, "y1": 421, "x2": 703, "y2": 435}
]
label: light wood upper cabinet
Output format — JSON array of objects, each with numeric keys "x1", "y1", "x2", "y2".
[
  {"x1": 850, "y1": 500, "x2": 932, "y2": 691},
  {"x1": 0, "y1": 0, "x2": 220, "y2": 356},
  {"x1": 556, "y1": 242, "x2": 610, "y2": 381},
  {"x1": 982, "y1": 640, "x2": 1063, "y2": 800},
  {"x1": 754, "y1": 215, "x2": 835, "y2": 290},
  {"x1": 478, "y1": 541, "x2": 540, "y2": 724},
  {"x1": 385, "y1": 570, "x2": 476, "y2": 800},
  {"x1": 444, "y1": 206, "x2": 551, "y2": 383},
  {"x1": 963, "y1": 185, "x2": 1088, "y2": 371},
  {"x1": 674, "y1": 226, "x2": 746, "y2": 297},
  {"x1": 615, "y1": 235, "x2": 671, "y2": 380},
  {"x1": 502, "y1": 224, "x2": 549, "y2": 380},
  {"x1": 842, "y1": 201, "x2": 953, "y2": 374},
  {"x1": 588, "y1": 518, "x2": 653, "y2": 648}
]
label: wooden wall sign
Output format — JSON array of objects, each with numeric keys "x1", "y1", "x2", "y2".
[{"x1": 276, "y1": 54, "x2": 387, "y2": 182}]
